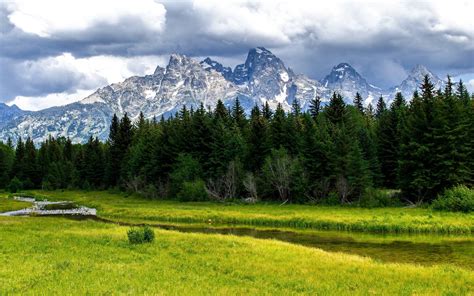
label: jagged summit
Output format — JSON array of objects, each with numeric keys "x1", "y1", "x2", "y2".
[
  {"x1": 320, "y1": 62, "x2": 381, "y2": 103},
  {"x1": 200, "y1": 57, "x2": 233, "y2": 80},
  {"x1": 390, "y1": 64, "x2": 444, "y2": 99}
]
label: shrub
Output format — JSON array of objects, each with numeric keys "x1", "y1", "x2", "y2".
[
  {"x1": 127, "y1": 228, "x2": 144, "y2": 244},
  {"x1": 358, "y1": 188, "x2": 401, "y2": 208},
  {"x1": 127, "y1": 226, "x2": 155, "y2": 244},
  {"x1": 318, "y1": 192, "x2": 340, "y2": 206},
  {"x1": 143, "y1": 226, "x2": 155, "y2": 243},
  {"x1": 177, "y1": 179, "x2": 208, "y2": 202},
  {"x1": 432, "y1": 185, "x2": 474, "y2": 213},
  {"x1": 7, "y1": 177, "x2": 22, "y2": 193}
]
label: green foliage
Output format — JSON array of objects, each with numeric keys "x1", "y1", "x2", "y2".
[
  {"x1": 0, "y1": 76, "x2": 472, "y2": 206},
  {"x1": 169, "y1": 154, "x2": 202, "y2": 197},
  {"x1": 358, "y1": 188, "x2": 401, "y2": 208},
  {"x1": 1, "y1": 215, "x2": 472, "y2": 294},
  {"x1": 127, "y1": 226, "x2": 155, "y2": 244},
  {"x1": 432, "y1": 185, "x2": 474, "y2": 213},
  {"x1": 143, "y1": 226, "x2": 155, "y2": 242},
  {"x1": 177, "y1": 179, "x2": 208, "y2": 202},
  {"x1": 7, "y1": 177, "x2": 22, "y2": 193}
]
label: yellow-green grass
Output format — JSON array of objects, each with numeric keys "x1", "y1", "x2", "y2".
[
  {"x1": 0, "y1": 196, "x2": 30, "y2": 212},
  {"x1": 0, "y1": 216, "x2": 472, "y2": 295},
  {"x1": 26, "y1": 190, "x2": 474, "y2": 234}
]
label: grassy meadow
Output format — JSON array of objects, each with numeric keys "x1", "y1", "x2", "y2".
[
  {"x1": 0, "y1": 191, "x2": 473, "y2": 294},
  {"x1": 24, "y1": 190, "x2": 474, "y2": 234},
  {"x1": 0, "y1": 216, "x2": 473, "y2": 295}
]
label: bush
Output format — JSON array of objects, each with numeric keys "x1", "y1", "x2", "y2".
[
  {"x1": 432, "y1": 185, "x2": 474, "y2": 213},
  {"x1": 358, "y1": 188, "x2": 401, "y2": 208},
  {"x1": 7, "y1": 177, "x2": 22, "y2": 193},
  {"x1": 143, "y1": 226, "x2": 155, "y2": 242},
  {"x1": 318, "y1": 192, "x2": 340, "y2": 206},
  {"x1": 177, "y1": 179, "x2": 208, "y2": 202},
  {"x1": 127, "y1": 226, "x2": 155, "y2": 244}
]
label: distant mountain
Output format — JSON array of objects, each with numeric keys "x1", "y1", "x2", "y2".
[
  {"x1": 0, "y1": 47, "x2": 444, "y2": 144},
  {"x1": 388, "y1": 64, "x2": 445, "y2": 100},
  {"x1": 320, "y1": 63, "x2": 383, "y2": 104},
  {"x1": 0, "y1": 103, "x2": 26, "y2": 129}
]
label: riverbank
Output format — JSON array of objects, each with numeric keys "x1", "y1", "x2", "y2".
[
  {"x1": 24, "y1": 190, "x2": 474, "y2": 234},
  {"x1": 0, "y1": 216, "x2": 472, "y2": 295}
]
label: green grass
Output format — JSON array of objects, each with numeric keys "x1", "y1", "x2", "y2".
[
  {"x1": 0, "y1": 196, "x2": 30, "y2": 212},
  {"x1": 27, "y1": 190, "x2": 474, "y2": 234},
  {"x1": 0, "y1": 216, "x2": 472, "y2": 295}
]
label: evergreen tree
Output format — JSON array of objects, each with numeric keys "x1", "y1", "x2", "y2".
[
  {"x1": 326, "y1": 92, "x2": 346, "y2": 125},
  {"x1": 232, "y1": 98, "x2": 246, "y2": 130},
  {"x1": 375, "y1": 96, "x2": 387, "y2": 118},
  {"x1": 309, "y1": 96, "x2": 321, "y2": 119},
  {"x1": 261, "y1": 101, "x2": 273, "y2": 120},
  {"x1": 269, "y1": 103, "x2": 288, "y2": 149},
  {"x1": 0, "y1": 142, "x2": 14, "y2": 188},
  {"x1": 353, "y1": 92, "x2": 364, "y2": 113},
  {"x1": 246, "y1": 106, "x2": 270, "y2": 172}
]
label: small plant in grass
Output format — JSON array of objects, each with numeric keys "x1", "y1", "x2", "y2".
[
  {"x1": 143, "y1": 226, "x2": 155, "y2": 242},
  {"x1": 127, "y1": 226, "x2": 155, "y2": 244},
  {"x1": 432, "y1": 185, "x2": 474, "y2": 213}
]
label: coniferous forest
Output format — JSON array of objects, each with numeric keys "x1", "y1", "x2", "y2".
[{"x1": 1, "y1": 76, "x2": 473, "y2": 207}]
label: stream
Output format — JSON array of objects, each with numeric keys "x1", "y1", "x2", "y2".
[{"x1": 1, "y1": 196, "x2": 473, "y2": 269}]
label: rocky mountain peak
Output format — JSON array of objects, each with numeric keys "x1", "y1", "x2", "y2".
[{"x1": 200, "y1": 57, "x2": 233, "y2": 80}]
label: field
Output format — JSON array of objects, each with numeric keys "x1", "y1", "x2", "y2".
[
  {"x1": 0, "y1": 198, "x2": 31, "y2": 212},
  {"x1": 0, "y1": 191, "x2": 473, "y2": 295},
  {"x1": 26, "y1": 190, "x2": 474, "y2": 234}
]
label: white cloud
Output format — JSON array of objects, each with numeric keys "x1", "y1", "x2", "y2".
[
  {"x1": 8, "y1": 89, "x2": 94, "y2": 111},
  {"x1": 7, "y1": 53, "x2": 168, "y2": 110},
  {"x1": 192, "y1": 0, "x2": 473, "y2": 46},
  {"x1": 7, "y1": 0, "x2": 166, "y2": 38}
]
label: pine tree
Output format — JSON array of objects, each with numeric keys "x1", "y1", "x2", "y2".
[
  {"x1": 398, "y1": 77, "x2": 438, "y2": 202},
  {"x1": 269, "y1": 103, "x2": 288, "y2": 149},
  {"x1": 326, "y1": 92, "x2": 346, "y2": 125},
  {"x1": 375, "y1": 96, "x2": 387, "y2": 118},
  {"x1": 309, "y1": 96, "x2": 321, "y2": 119},
  {"x1": 261, "y1": 101, "x2": 273, "y2": 120},
  {"x1": 353, "y1": 92, "x2": 364, "y2": 113},
  {"x1": 246, "y1": 106, "x2": 270, "y2": 172},
  {"x1": 0, "y1": 142, "x2": 14, "y2": 188},
  {"x1": 291, "y1": 98, "x2": 301, "y2": 116},
  {"x1": 377, "y1": 92, "x2": 405, "y2": 187},
  {"x1": 214, "y1": 99, "x2": 229, "y2": 122},
  {"x1": 22, "y1": 137, "x2": 39, "y2": 188},
  {"x1": 232, "y1": 98, "x2": 246, "y2": 130}
]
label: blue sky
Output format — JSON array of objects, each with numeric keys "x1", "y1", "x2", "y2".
[{"x1": 1, "y1": 0, "x2": 473, "y2": 110}]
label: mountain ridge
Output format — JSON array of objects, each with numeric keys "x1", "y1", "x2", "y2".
[{"x1": 0, "y1": 47, "x2": 445, "y2": 144}]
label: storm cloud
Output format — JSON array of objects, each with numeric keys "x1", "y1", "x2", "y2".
[{"x1": 0, "y1": 0, "x2": 473, "y2": 110}]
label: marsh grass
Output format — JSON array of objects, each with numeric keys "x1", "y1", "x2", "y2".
[
  {"x1": 0, "y1": 196, "x2": 31, "y2": 212},
  {"x1": 0, "y1": 216, "x2": 472, "y2": 295},
  {"x1": 27, "y1": 190, "x2": 474, "y2": 234}
]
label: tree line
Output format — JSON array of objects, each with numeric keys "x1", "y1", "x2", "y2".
[{"x1": 0, "y1": 76, "x2": 472, "y2": 205}]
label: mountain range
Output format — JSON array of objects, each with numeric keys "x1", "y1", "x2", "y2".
[{"x1": 0, "y1": 47, "x2": 445, "y2": 144}]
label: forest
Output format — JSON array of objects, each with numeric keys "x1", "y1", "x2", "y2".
[{"x1": 1, "y1": 76, "x2": 473, "y2": 208}]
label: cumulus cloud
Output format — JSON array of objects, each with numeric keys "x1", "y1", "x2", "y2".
[{"x1": 6, "y1": 0, "x2": 166, "y2": 38}]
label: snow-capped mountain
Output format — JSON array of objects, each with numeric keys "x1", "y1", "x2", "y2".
[
  {"x1": 0, "y1": 47, "x2": 444, "y2": 144},
  {"x1": 320, "y1": 63, "x2": 383, "y2": 105},
  {"x1": 388, "y1": 64, "x2": 445, "y2": 100}
]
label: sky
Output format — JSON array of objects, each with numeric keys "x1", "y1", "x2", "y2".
[{"x1": 0, "y1": 0, "x2": 473, "y2": 111}]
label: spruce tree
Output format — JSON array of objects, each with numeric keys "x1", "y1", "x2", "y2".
[
  {"x1": 375, "y1": 96, "x2": 387, "y2": 118},
  {"x1": 326, "y1": 92, "x2": 346, "y2": 125},
  {"x1": 309, "y1": 96, "x2": 321, "y2": 119},
  {"x1": 353, "y1": 92, "x2": 364, "y2": 113}
]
